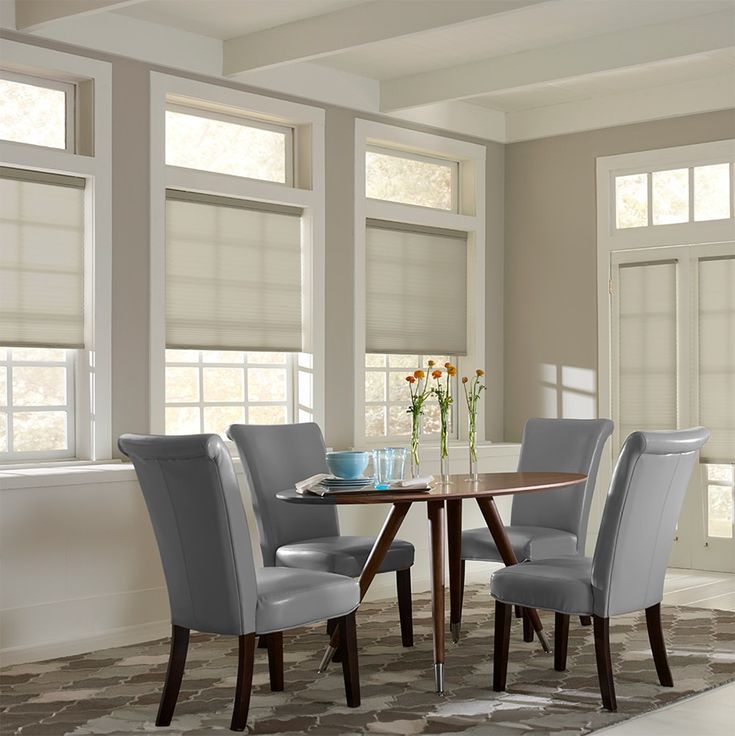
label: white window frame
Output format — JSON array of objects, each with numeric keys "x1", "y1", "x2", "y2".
[
  {"x1": 354, "y1": 119, "x2": 486, "y2": 448},
  {"x1": 595, "y1": 138, "x2": 735, "y2": 554},
  {"x1": 149, "y1": 72, "x2": 325, "y2": 434},
  {"x1": 0, "y1": 41, "x2": 112, "y2": 464}
]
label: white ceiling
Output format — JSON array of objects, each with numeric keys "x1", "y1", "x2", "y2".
[{"x1": 10, "y1": 0, "x2": 735, "y2": 140}]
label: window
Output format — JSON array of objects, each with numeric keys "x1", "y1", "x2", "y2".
[
  {"x1": 355, "y1": 120, "x2": 486, "y2": 445},
  {"x1": 152, "y1": 74, "x2": 325, "y2": 437},
  {"x1": 366, "y1": 147, "x2": 457, "y2": 211},
  {"x1": 0, "y1": 72, "x2": 73, "y2": 151},
  {"x1": 0, "y1": 42, "x2": 112, "y2": 463},
  {"x1": 165, "y1": 107, "x2": 292, "y2": 184},
  {"x1": 706, "y1": 463, "x2": 734, "y2": 539},
  {"x1": 615, "y1": 162, "x2": 732, "y2": 229}
]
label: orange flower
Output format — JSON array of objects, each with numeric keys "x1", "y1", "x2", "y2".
[
  {"x1": 462, "y1": 376, "x2": 469, "y2": 384},
  {"x1": 447, "y1": 364, "x2": 457, "y2": 376},
  {"x1": 431, "y1": 369, "x2": 442, "y2": 379},
  {"x1": 476, "y1": 369, "x2": 485, "y2": 377},
  {"x1": 414, "y1": 369, "x2": 425, "y2": 379},
  {"x1": 444, "y1": 362, "x2": 451, "y2": 368},
  {"x1": 406, "y1": 375, "x2": 416, "y2": 384}
]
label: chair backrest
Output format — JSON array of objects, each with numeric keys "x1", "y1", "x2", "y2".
[
  {"x1": 591, "y1": 427, "x2": 710, "y2": 618},
  {"x1": 227, "y1": 422, "x2": 339, "y2": 566},
  {"x1": 511, "y1": 418, "x2": 614, "y2": 552},
  {"x1": 118, "y1": 433, "x2": 257, "y2": 636}
]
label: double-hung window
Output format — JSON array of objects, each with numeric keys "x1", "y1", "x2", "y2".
[
  {"x1": 356, "y1": 122, "x2": 485, "y2": 445},
  {"x1": 152, "y1": 75, "x2": 325, "y2": 438},
  {"x1": 0, "y1": 47, "x2": 111, "y2": 464}
]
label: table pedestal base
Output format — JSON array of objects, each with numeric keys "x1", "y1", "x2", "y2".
[{"x1": 318, "y1": 644, "x2": 337, "y2": 673}]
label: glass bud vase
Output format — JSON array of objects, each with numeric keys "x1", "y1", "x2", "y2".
[
  {"x1": 439, "y1": 413, "x2": 450, "y2": 484},
  {"x1": 410, "y1": 411, "x2": 422, "y2": 478},
  {"x1": 468, "y1": 415, "x2": 479, "y2": 481}
]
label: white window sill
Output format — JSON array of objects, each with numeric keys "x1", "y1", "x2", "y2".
[{"x1": 0, "y1": 461, "x2": 136, "y2": 490}]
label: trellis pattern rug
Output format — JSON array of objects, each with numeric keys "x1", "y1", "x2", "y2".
[{"x1": 2, "y1": 585, "x2": 734, "y2": 735}]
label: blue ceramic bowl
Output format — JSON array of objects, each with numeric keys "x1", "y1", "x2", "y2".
[{"x1": 326, "y1": 451, "x2": 370, "y2": 479}]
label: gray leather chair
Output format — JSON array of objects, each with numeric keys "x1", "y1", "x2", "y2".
[
  {"x1": 227, "y1": 422, "x2": 415, "y2": 648},
  {"x1": 490, "y1": 427, "x2": 710, "y2": 711},
  {"x1": 456, "y1": 418, "x2": 613, "y2": 640},
  {"x1": 118, "y1": 433, "x2": 361, "y2": 732}
]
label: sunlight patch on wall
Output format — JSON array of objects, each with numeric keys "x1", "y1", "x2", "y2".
[{"x1": 539, "y1": 363, "x2": 597, "y2": 419}]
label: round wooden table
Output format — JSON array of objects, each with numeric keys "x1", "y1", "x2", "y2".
[{"x1": 277, "y1": 471, "x2": 587, "y2": 693}]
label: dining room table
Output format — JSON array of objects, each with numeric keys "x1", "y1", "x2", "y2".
[{"x1": 276, "y1": 470, "x2": 587, "y2": 693}]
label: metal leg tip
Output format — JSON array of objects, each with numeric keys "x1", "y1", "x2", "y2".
[
  {"x1": 450, "y1": 622, "x2": 461, "y2": 644},
  {"x1": 318, "y1": 645, "x2": 337, "y2": 673},
  {"x1": 538, "y1": 630, "x2": 551, "y2": 653},
  {"x1": 433, "y1": 662, "x2": 444, "y2": 693}
]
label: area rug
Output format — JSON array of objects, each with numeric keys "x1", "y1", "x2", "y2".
[{"x1": 2, "y1": 585, "x2": 734, "y2": 735}]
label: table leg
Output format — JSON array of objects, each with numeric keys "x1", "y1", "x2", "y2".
[
  {"x1": 427, "y1": 500, "x2": 445, "y2": 693},
  {"x1": 475, "y1": 496, "x2": 551, "y2": 653},
  {"x1": 446, "y1": 499, "x2": 463, "y2": 643},
  {"x1": 318, "y1": 501, "x2": 412, "y2": 672}
]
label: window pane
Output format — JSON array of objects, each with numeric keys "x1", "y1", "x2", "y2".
[
  {"x1": 366, "y1": 151, "x2": 454, "y2": 210},
  {"x1": 203, "y1": 367, "x2": 244, "y2": 402},
  {"x1": 615, "y1": 174, "x2": 647, "y2": 228},
  {"x1": 652, "y1": 168, "x2": 688, "y2": 225},
  {"x1": 707, "y1": 464, "x2": 734, "y2": 483},
  {"x1": 13, "y1": 411, "x2": 66, "y2": 451},
  {"x1": 365, "y1": 371, "x2": 386, "y2": 402},
  {"x1": 0, "y1": 78, "x2": 67, "y2": 149},
  {"x1": 388, "y1": 371, "x2": 410, "y2": 402},
  {"x1": 10, "y1": 348, "x2": 66, "y2": 362},
  {"x1": 12, "y1": 366, "x2": 66, "y2": 406},
  {"x1": 249, "y1": 405, "x2": 287, "y2": 424},
  {"x1": 365, "y1": 353, "x2": 386, "y2": 368},
  {"x1": 165, "y1": 367, "x2": 199, "y2": 403},
  {"x1": 365, "y1": 405, "x2": 386, "y2": 438},
  {"x1": 0, "y1": 412, "x2": 6, "y2": 451},
  {"x1": 203, "y1": 405, "x2": 245, "y2": 435},
  {"x1": 694, "y1": 164, "x2": 730, "y2": 221},
  {"x1": 202, "y1": 350, "x2": 245, "y2": 364},
  {"x1": 166, "y1": 349, "x2": 199, "y2": 363},
  {"x1": 165, "y1": 406, "x2": 200, "y2": 435},
  {"x1": 422, "y1": 401, "x2": 442, "y2": 435},
  {"x1": 166, "y1": 110, "x2": 288, "y2": 183},
  {"x1": 708, "y1": 484, "x2": 733, "y2": 538},
  {"x1": 388, "y1": 404, "x2": 412, "y2": 436},
  {"x1": 388, "y1": 354, "x2": 419, "y2": 368},
  {"x1": 0, "y1": 367, "x2": 6, "y2": 407},
  {"x1": 248, "y1": 352, "x2": 287, "y2": 364},
  {"x1": 248, "y1": 368, "x2": 286, "y2": 401}
]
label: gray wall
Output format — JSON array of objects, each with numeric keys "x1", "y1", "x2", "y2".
[{"x1": 503, "y1": 109, "x2": 735, "y2": 441}]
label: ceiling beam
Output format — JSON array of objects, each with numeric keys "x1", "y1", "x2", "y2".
[
  {"x1": 223, "y1": 0, "x2": 547, "y2": 76},
  {"x1": 15, "y1": 0, "x2": 146, "y2": 31},
  {"x1": 380, "y1": 10, "x2": 735, "y2": 111}
]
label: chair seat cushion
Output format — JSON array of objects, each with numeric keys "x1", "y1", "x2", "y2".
[
  {"x1": 490, "y1": 557, "x2": 594, "y2": 615},
  {"x1": 275, "y1": 536, "x2": 415, "y2": 578},
  {"x1": 461, "y1": 525, "x2": 578, "y2": 562},
  {"x1": 255, "y1": 567, "x2": 359, "y2": 634}
]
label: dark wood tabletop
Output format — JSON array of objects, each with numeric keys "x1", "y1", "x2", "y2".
[{"x1": 276, "y1": 471, "x2": 586, "y2": 504}]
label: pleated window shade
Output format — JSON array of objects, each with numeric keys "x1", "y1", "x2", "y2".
[
  {"x1": 0, "y1": 168, "x2": 85, "y2": 348},
  {"x1": 698, "y1": 256, "x2": 735, "y2": 463},
  {"x1": 617, "y1": 261, "x2": 678, "y2": 443},
  {"x1": 165, "y1": 191, "x2": 303, "y2": 352},
  {"x1": 365, "y1": 220, "x2": 467, "y2": 355}
]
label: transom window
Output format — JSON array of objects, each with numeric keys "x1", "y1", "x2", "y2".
[
  {"x1": 366, "y1": 146, "x2": 457, "y2": 211},
  {"x1": 0, "y1": 72, "x2": 74, "y2": 151},
  {"x1": 615, "y1": 162, "x2": 732, "y2": 229},
  {"x1": 165, "y1": 106, "x2": 292, "y2": 184},
  {"x1": 365, "y1": 354, "x2": 457, "y2": 439}
]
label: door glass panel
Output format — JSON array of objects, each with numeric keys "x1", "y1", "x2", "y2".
[{"x1": 707, "y1": 481, "x2": 734, "y2": 539}]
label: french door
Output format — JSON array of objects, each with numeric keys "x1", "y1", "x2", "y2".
[{"x1": 610, "y1": 241, "x2": 735, "y2": 572}]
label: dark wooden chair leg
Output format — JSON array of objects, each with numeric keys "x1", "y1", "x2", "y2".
[
  {"x1": 514, "y1": 605, "x2": 523, "y2": 619},
  {"x1": 592, "y1": 616, "x2": 617, "y2": 711},
  {"x1": 580, "y1": 615, "x2": 592, "y2": 627},
  {"x1": 257, "y1": 635, "x2": 269, "y2": 649},
  {"x1": 265, "y1": 632, "x2": 284, "y2": 691},
  {"x1": 554, "y1": 613, "x2": 570, "y2": 671},
  {"x1": 231, "y1": 633, "x2": 256, "y2": 731},
  {"x1": 645, "y1": 603, "x2": 674, "y2": 687},
  {"x1": 396, "y1": 568, "x2": 414, "y2": 647},
  {"x1": 522, "y1": 609, "x2": 534, "y2": 642},
  {"x1": 493, "y1": 600, "x2": 512, "y2": 692},
  {"x1": 339, "y1": 611, "x2": 360, "y2": 707},
  {"x1": 156, "y1": 625, "x2": 189, "y2": 727}
]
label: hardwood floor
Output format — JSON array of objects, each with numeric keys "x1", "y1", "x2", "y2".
[{"x1": 596, "y1": 567, "x2": 735, "y2": 735}]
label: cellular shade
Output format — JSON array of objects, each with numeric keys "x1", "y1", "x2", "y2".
[
  {"x1": 165, "y1": 190, "x2": 303, "y2": 352},
  {"x1": 0, "y1": 168, "x2": 85, "y2": 348},
  {"x1": 366, "y1": 220, "x2": 467, "y2": 355},
  {"x1": 698, "y1": 256, "x2": 735, "y2": 463},
  {"x1": 617, "y1": 261, "x2": 678, "y2": 444}
]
